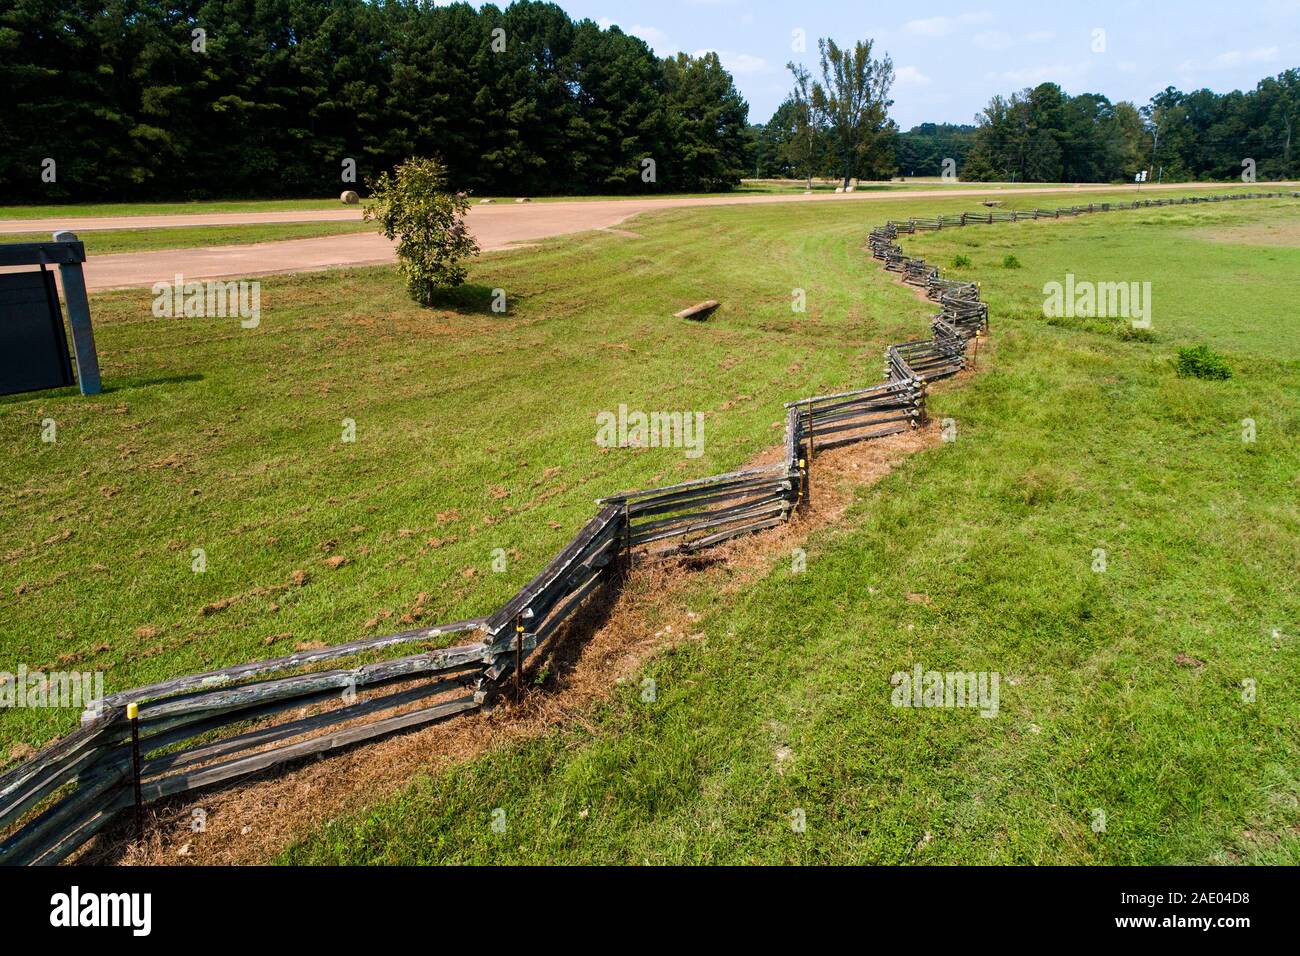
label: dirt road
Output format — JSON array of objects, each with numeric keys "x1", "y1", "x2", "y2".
[{"x1": 6, "y1": 181, "x2": 1290, "y2": 292}]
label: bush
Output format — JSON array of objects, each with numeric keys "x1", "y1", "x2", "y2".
[
  {"x1": 364, "y1": 157, "x2": 479, "y2": 304},
  {"x1": 1174, "y1": 344, "x2": 1233, "y2": 380},
  {"x1": 1001, "y1": 254, "x2": 1021, "y2": 269},
  {"x1": 950, "y1": 254, "x2": 972, "y2": 269},
  {"x1": 1117, "y1": 325, "x2": 1156, "y2": 342}
]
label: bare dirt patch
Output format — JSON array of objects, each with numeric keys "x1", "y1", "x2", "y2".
[{"x1": 1191, "y1": 220, "x2": 1300, "y2": 247}]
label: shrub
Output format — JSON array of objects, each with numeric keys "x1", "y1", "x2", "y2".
[
  {"x1": 1001, "y1": 254, "x2": 1021, "y2": 269},
  {"x1": 950, "y1": 254, "x2": 972, "y2": 269},
  {"x1": 1174, "y1": 344, "x2": 1233, "y2": 380},
  {"x1": 1117, "y1": 325, "x2": 1156, "y2": 343},
  {"x1": 364, "y1": 157, "x2": 479, "y2": 304}
]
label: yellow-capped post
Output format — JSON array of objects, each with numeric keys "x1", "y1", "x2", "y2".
[{"x1": 127, "y1": 701, "x2": 143, "y2": 838}]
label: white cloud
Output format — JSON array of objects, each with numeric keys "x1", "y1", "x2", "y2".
[
  {"x1": 595, "y1": 17, "x2": 673, "y2": 52},
  {"x1": 903, "y1": 12, "x2": 992, "y2": 37},
  {"x1": 973, "y1": 31, "x2": 1013, "y2": 52},
  {"x1": 895, "y1": 65, "x2": 932, "y2": 87},
  {"x1": 632, "y1": 24, "x2": 672, "y2": 50},
  {"x1": 1176, "y1": 46, "x2": 1279, "y2": 79},
  {"x1": 599, "y1": 21, "x2": 674, "y2": 53},
  {"x1": 695, "y1": 49, "x2": 768, "y2": 74},
  {"x1": 989, "y1": 61, "x2": 1092, "y2": 85},
  {"x1": 1213, "y1": 47, "x2": 1279, "y2": 67}
]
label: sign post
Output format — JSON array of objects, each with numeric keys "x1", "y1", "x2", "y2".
[
  {"x1": 0, "y1": 233, "x2": 101, "y2": 396},
  {"x1": 52, "y1": 232, "x2": 101, "y2": 395}
]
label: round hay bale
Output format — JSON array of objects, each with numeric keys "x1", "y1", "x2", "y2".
[{"x1": 339, "y1": 190, "x2": 360, "y2": 205}]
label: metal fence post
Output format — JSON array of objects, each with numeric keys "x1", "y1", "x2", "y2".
[
  {"x1": 128, "y1": 702, "x2": 143, "y2": 839},
  {"x1": 514, "y1": 616, "x2": 524, "y2": 703},
  {"x1": 52, "y1": 231, "x2": 101, "y2": 395}
]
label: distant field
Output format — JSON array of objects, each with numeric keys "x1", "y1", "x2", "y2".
[
  {"x1": 0, "y1": 183, "x2": 897, "y2": 220},
  {"x1": 0, "y1": 187, "x2": 822, "y2": 221},
  {"x1": 0, "y1": 178, "x2": 1157, "y2": 224},
  {"x1": 1, "y1": 189, "x2": 1296, "y2": 865}
]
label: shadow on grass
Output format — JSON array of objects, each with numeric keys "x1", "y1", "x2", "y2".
[
  {"x1": 422, "y1": 283, "x2": 529, "y2": 316},
  {"x1": 103, "y1": 373, "x2": 205, "y2": 393},
  {"x1": 0, "y1": 373, "x2": 204, "y2": 405},
  {"x1": 0, "y1": 384, "x2": 80, "y2": 406}
]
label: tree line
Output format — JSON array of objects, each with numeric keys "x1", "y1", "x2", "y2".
[
  {"x1": 755, "y1": 70, "x2": 1298, "y2": 184},
  {"x1": 5, "y1": 0, "x2": 1295, "y2": 203},
  {"x1": 966, "y1": 75, "x2": 1299, "y2": 183},
  {"x1": 0, "y1": 0, "x2": 750, "y2": 202}
]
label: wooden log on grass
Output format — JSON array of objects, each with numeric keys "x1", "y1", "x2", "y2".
[{"x1": 675, "y1": 299, "x2": 719, "y2": 320}]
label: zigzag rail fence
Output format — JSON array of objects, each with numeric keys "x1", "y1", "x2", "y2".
[{"x1": 2, "y1": 189, "x2": 1295, "y2": 865}]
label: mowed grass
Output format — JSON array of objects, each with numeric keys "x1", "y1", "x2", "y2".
[
  {"x1": 0, "y1": 194, "x2": 926, "y2": 753},
  {"x1": 0, "y1": 220, "x2": 374, "y2": 256},
  {"x1": 280, "y1": 193, "x2": 1298, "y2": 865},
  {"x1": 2, "y1": 188, "x2": 1296, "y2": 864},
  {"x1": 0, "y1": 198, "x2": 347, "y2": 220}
]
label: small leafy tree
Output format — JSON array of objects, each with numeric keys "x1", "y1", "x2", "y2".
[
  {"x1": 1174, "y1": 345, "x2": 1233, "y2": 380},
  {"x1": 810, "y1": 38, "x2": 896, "y2": 187},
  {"x1": 784, "y1": 64, "x2": 825, "y2": 188},
  {"x1": 364, "y1": 157, "x2": 478, "y2": 304}
]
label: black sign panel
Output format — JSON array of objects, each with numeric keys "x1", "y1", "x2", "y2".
[{"x1": 0, "y1": 268, "x2": 74, "y2": 396}]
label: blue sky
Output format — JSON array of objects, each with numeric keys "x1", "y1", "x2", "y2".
[{"x1": 549, "y1": 0, "x2": 1300, "y2": 127}]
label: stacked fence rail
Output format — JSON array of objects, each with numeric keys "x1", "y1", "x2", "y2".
[{"x1": 2, "y1": 189, "x2": 1293, "y2": 865}]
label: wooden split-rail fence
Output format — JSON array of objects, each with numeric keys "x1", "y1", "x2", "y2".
[{"x1": 2, "y1": 189, "x2": 1294, "y2": 865}]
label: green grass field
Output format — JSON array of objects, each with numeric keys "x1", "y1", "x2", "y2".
[
  {"x1": 1, "y1": 188, "x2": 1297, "y2": 864},
  {"x1": 0, "y1": 198, "x2": 348, "y2": 220},
  {"x1": 0, "y1": 220, "x2": 376, "y2": 256}
]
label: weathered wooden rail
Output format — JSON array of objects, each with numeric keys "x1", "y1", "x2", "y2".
[{"x1": 1, "y1": 189, "x2": 1293, "y2": 865}]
